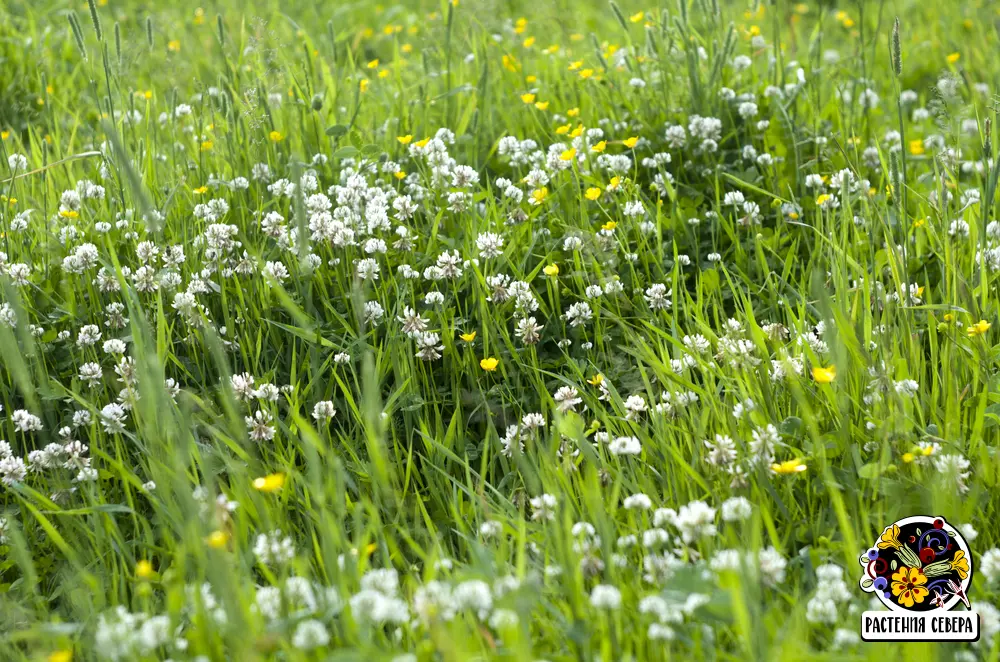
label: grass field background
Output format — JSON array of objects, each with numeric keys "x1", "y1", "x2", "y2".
[{"x1": 1, "y1": 0, "x2": 1000, "y2": 659}]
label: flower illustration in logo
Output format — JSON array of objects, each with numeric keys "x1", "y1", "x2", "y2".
[
  {"x1": 877, "y1": 524, "x2": 902, "y2": 549},
  {"x1": 859, "y1": 515, "x2": 973, "y2": 612},
  {"x1": 890, "y1": 566, "x2": 928, "y2": 608}
]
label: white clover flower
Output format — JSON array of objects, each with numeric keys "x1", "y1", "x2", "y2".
[
  {"x1": 291, "y1": 619, "x2": 329, "y2": 650},
  {"x1": 312, "y1": 401, "x2": 336, "y2": 422},
  {"x1": 530, "y1": 493, "x2": 557, "y2": 521},
  {"x1": 589, "y1": 584, "x2": 622, "y2": 610},
  {"x1": 720, "y1": 496, "x2": 752, "y2": 522}
]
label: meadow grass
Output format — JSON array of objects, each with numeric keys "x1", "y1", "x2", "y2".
[{"x1": 0, "y1": 0, "x2": 999, "y2": 659}]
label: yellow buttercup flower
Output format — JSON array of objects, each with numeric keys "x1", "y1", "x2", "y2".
[
  {"x1": 530, "y1": 187, "x2": 548, "y2": 204},
  {"x1": 967, "y1": 320, "x2": 991, "y2": 337},
  {"x1": 623, "y1": 136, "x2": 638, "y2": 148},
  {"x1": 771, "y1": 459, "x2": 807, "y2": 475},
  {"x1": 579, "y1": 68, "x2": 594, "y2": 79},
  {"x1": 480, "y1": 357, "x2": 499, "y2": 371},
  {"x1": 901, "y1": 452, "x2": 915, "y2": 463},
  {"x1": 534, "y1": 101, "x2": 549, "y2": 110},
  {"x1": 253, "y1": 473, "x2": 286, "y2": 492},
  {"x1": 414, "y1": 137, "x2": 430, "y2": 148},
  {"x1": 608, "y1": 176, "x2": 621, "y2": 190},
  {"x1": 601, "y1": 221, "x2": 617, "y2": 232},
  {"x1": 397, "y1": 135, "x2": 413, "y2": 144},
  {"x1": 135, "y1": 560, "x2": 155, "y2": 580},
  {"x1": 48, "y1": 652, "x2": 72, "y2": 662},
  {"x1": 269, "y1": 130, "x2": 284, "y2": 143},
  {"x1": 629, "y1": 11, "x2": 645, "y2": 23},
  {"x1": 167, "y1": 39, "x2": 181, "y2": 52},
  {"x1": 567, "y1": 107, "x2": 580, "y2": 117},
  {"x1": 367, "y1": 59, "x2": 379, "y2": 69},
  {"x1": 200, "y1": 140, "x2": 213, "y2": 151},
  {"x1": 587, "y1": 373, "x2": 604, "y2": 386},
  {"x1": 947, "y1": 52, "x2": 960, "y2": 64},
  {"x1": 393, "y1": 171, "x2": 406, "y2": 180},
  {"x1": 193, "y1": 185, "x2": 209, "y2": 194},
  {"x1": 585, "y1": 187, "x2": 602, "y2": 200},
  {"x1": 59, "y1": 210, "x2": 79, "y2": 219},
  {"x1": 459, "y1": 331, "x2": 477, "y2": 342},
  {"x1": 812, "y1": 365, "x2": 836, "y2": 384},
  {"x1": 560, "y1": 148, "x2": 577, "y2": 161},
  {"x1": 520, "y1": 93, "x2": 536, "y2": 104},
  {"x1": 591, "y1": 140, "x2": 606, "y2": 153},
  {"x1": 206, "y1": 530, "x2": 230, "y2": 549},
  {"x1": 543, "y1": 263, "x2": 559, "y2": 277},
  {"x1": 555, "y1": 124, "x2": 570, "y2": 135},
  {"x1": 909, "y1": 140, "x2": 925, "y2": 155}
]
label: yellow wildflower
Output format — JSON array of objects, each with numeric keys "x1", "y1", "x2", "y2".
[
  {"x1": 480, "y1": 357, "x2": 499, "y2": 371},
  {"x1": 967, "y1": 320, "x2": 991, "y2": 336},
  {"x1": 206, "y1": 530, "x2": 230, "y2": 549},
  {"x1": 812, "y1": 365, "x2": 836, "y2": 383},
  {"x1": 135, "y1": 560, "x2": 155, "y2": 580},
  {"x1": 253, "y1": 473, "x2": 286, "y2": 492},
  {"x1": 771, "y1": 459, "x2": 807, "y2": 475},
  {"x1": 530, "y1": 187, "x2": 548, "y2": 204}
]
